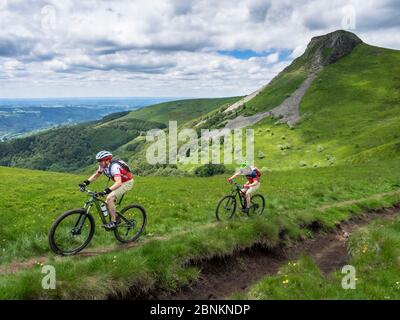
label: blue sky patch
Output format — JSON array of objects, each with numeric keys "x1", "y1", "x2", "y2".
[
  {"x1": 217, "y1": 49, "x2": 273, "y2": 60},
  {"x1": 217, "y1": 49, "x2": 293, "y2": 62}
]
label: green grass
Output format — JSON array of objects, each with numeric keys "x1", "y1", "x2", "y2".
[
  {"x1": 236, "y1": 214, "x2": 400, "y2": 300},
  {"x1": 119, "y1": 97, "x2": 242, "y2": 125},
  {"x1": 1, "y1": 159, "x2": 400, "y2": 299}
]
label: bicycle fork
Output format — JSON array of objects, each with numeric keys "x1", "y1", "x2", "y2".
[{"x1": 71, "y1": 203, "x2": 92, "y2": 236}]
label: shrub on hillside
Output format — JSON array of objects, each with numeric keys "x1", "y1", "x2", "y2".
[
  {"x1": 278, "y1": 143, "x2": 292, "y2": 151},
  {"x1": 257, "y1": 151, "x2": 265, "y2": 159},
  {"x1": 299, "y1": 160, "x2": 307, "y2": 167},
  {"x1": 194, "y1": 164, "x2": 226, "y2": 177}
]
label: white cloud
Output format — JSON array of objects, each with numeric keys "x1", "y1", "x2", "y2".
[
  {"x1": 266, "y1": 52, "x2": 279, "y2": 64},
  {"x1": 0, "y1": 0, "x2": 399, "y2": 98}
]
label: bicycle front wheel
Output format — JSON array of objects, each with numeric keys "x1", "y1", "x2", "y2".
[
  {"x1": 114, "y1": 204, "x2": 147, "y2": 243},
  {"x1": 216, "y1": 195, "x2": 237, "y2": 221},
  {"x1": 48, "y1": 209, "x2": 95, "y2": 255}
]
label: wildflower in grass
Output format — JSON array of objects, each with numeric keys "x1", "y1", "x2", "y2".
[
  {"x1": 282, "y1": 279, "x2": 289, "y2": 285},
  {"x1": 362, "y1": 245, "x2": 368, "y2": 253}
]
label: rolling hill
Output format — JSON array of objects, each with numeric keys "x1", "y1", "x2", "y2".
[
  {"x1": 118, "y1": 97, "x2": 242, "y2": 125},
  {"x1": 0, "y1": 97, "x2": 240, "y2": 172}
]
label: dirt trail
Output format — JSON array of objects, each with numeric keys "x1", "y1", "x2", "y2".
[
  {"x1": 1, "y1": 191, "x2": 399, "y2": 275},
  {"x1": 143, "y1": 205, "x2": 400, "y2": 300}
]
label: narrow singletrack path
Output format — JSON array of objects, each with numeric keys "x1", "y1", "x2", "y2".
[{"x1": 143, "y1": 205, "x2": 400, "y2": 300}]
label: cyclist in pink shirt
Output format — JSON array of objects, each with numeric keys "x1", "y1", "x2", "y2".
[{"x1": 79, "y1": 151, "x2": 134, "y2": 230}]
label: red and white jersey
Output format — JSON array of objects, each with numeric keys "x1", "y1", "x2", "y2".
[
  {"x1": 98, "y1": 162, "x2": 133, "y2": 182},
  {"x1": 239, "y1": 167, "x2": 260, "y2": 184}
]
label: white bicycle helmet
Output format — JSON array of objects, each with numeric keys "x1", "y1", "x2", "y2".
[{"x1": 95, "y1": 150, "x2": 113, "y2": 161}]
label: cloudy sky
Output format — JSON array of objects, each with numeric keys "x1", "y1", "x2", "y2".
[{"x1": 0, "y1": 0, "x2": 399, "y2": 98}]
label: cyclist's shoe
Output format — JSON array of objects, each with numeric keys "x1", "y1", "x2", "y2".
[
  {"x1": 104, "y1": 221, "x2": 118, "y2": 231},
  {"x1": 241, "y1": 207, "x2": 249, "y2": 214}
]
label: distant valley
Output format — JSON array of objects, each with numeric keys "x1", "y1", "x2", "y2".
[{"x1": 0, "y1": 97, "x2": 177, "y2": 141}]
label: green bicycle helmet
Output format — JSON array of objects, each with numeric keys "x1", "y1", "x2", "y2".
[{"x1": 239, "y1": 160, "x2": 250, "y2": 168}]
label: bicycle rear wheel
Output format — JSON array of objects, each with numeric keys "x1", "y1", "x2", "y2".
[
  {"x1": 248, "y1": 194, "x2": 265, "y2": 217},
  {"x1": 216, "y1": 195, "x2": 237, "y2": 221},
  {"x1": 48, "y1": 209, "x2": 95, "y2": 255},
  {"x1": 114, "y1": 204, "x2": 147, "y2": 243}
]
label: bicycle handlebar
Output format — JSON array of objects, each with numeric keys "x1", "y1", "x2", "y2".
[
  {"x1": 79, "y1": 186, "x2": 98, "y2": 197},
  {"x1": 228, "y1": 179, "x2": 243, "y2": 189}
]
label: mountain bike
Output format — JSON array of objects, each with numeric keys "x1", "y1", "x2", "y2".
[
  {"x1": 215, "y1": 180, "x2": 265, "y2": 221},
  {"x1": 48, "y1": 186, "x2": 147, "y2": 255}
]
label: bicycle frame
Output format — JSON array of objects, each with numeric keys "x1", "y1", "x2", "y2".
[
  {"x1": 229, "y1": 182, "x2": 247, "y2": 209},
  {"x1": 78, "y1": 188, "x2": 131, "y2": 229},
  {"x1": 82, "y1": 190, "x2": 109, "y2": 225}
]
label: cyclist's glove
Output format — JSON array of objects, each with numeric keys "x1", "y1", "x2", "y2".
[
  {"x1": 97, "y1": 188, "x2": 112, "y2": 197},
  {"x1": 78, "y1": 180, "x2": 90, "y2": 188}
]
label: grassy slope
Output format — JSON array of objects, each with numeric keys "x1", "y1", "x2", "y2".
[
  {"x1": 118, "y1": 97, "x2": 242, "y2": 125},
  {"x1": 300, "y1": 44, "x2": 400, "y2": 161},
  {"x1": 236, "y1": 215, "x2": 400, "y2": 300},
  {"x1": 1, "y1": 160, "x2": 400, "y2": 298}
]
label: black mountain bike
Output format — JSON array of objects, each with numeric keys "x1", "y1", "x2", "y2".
[
  {"x1": 48, "y1": 186, "x2": 147, "y2": 255},
  {"x1": 216, "y1": 180, "x2": 265, "y2": 221}
]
